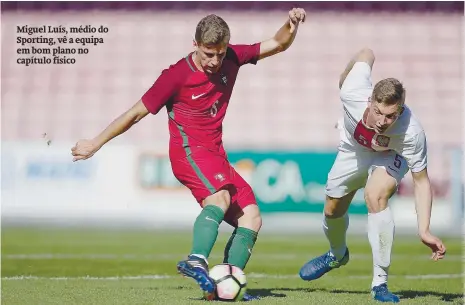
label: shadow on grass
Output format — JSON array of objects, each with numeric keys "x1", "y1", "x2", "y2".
[
  {"x1": 246, "y1": 288, "x2": 286, "y2": 298},
  {"x1": 256, "y1": 287, "x2": 464, "y2": 303},
  {"x1": 186, "y1": 288, "x2": 287, "y2": 302},
  {"x1": 397, "y1": 290, "x2": 463, "y2": 303},
  {"x1": 185, "y1": 286, "x2": 464, "y2": 303},
  {"x1": 276, "y1": 287, "x2": 367, "y2": 294},
  {"x1": 246, "y1": 287, "x2": 366, "y2": 300}
]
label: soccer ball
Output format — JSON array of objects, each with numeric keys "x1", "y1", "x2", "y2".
[{"x1": 209, "y1": 263, "x2": 247, "y2": 301}]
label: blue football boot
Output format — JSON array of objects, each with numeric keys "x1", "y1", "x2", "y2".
[
  {"x1": 177, "y1": 255, "x2": 216, "y2": 299},
  {"x1": 371, "y1": 283, "x2": 400, "y2": 303},
  {"x1": 299, "y1": 248, "x2": 350, "y2": 281}
]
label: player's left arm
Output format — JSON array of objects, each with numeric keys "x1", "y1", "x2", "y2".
[
  {"x1": 258, "y1": 8, "x2": 306, "y2": 61},
  {"x1": 411, "y1": 168, "x2": 433, "y2": 235},
  {"x1": 407, "y1": 131, "x2": 446, "y2": 260},
  {"x1": 411, "y1": 168, "x2": 446, "y2": 260}
]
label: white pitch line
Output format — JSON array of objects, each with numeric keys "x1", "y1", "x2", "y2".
[
  {"x1": 2, "y1": 273, "x2": 463, "y2": 281},
  {"x1": 2, "y1": 253, "x2": 462, "y2": 261},
  {"x1": 2, "y1": 275, "x2": 171, "y2": 281}
]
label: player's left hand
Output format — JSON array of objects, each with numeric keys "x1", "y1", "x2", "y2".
[
  {"x1": 288, "y1": 8, "x2": 306, "y2": 33},
  {"x1": 420, "y1": 231, "x2": 446, "y2": 261}
]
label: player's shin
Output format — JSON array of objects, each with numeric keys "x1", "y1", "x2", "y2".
[
  {"x1": 223, "y1": 228, "x2": 237, "y2": 259},
  {"x1": 223, "y1": 227, "x2": 258, "y2": 269},
  {"x1": 323, "y1": 213, "x2": 349, "y2": 260},
  {"x1": 367, "y1": 207, "x2": 394, "y2": 288},
  {"x1": 190, "y1": 205, "x2": 225, "y2": 260}
]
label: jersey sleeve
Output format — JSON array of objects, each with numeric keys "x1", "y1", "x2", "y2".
[
  {"x1": 340, "y1": 61, "x2": 373, "y2": 103},
  {"x1": 227, "y1": 43, "x2": 261, "y2": 66},
  {"x1": 141, "y1": 66, "x2": 183, "y2": 115},
  {"x1": 401, "y1": 131, "x2": 428, "y2": 173}
]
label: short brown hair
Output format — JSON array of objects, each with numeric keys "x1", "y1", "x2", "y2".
[
  {"x1": 195, "y1": 14, "x2": 230, "y2": 46},
  {"x1": 372, "y1": 78, "x2": 406, "y2": 106}
]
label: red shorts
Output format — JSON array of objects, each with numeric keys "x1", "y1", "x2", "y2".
[{"x1": 170, "y1": 146, "x2": 257, "y2": 226}]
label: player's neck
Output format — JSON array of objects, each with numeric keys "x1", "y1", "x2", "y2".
[{"x1": 191, "y1": 52, "x2": 204, "y2": 72}]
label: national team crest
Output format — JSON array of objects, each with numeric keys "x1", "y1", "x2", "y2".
[
  {"x1": 220, "y1": 73, "x2": 228, "y2": 85},
  {"x1": 214, "y1": 173, "x2": 226, "y2": 182},
  {"x1": 375, "y1": 135, "x2": 390, "y2": 147}
]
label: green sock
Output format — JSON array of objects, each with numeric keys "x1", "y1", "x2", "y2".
[
  {"x1": 223, "y1": 227, "x2": 258, "y2": 269},
  {"x1": 223, "y1": 228, "x2": 237, "y2": 261},
  {"x1": 190, "y1": 205, "x2": 225, "y2": 259}
]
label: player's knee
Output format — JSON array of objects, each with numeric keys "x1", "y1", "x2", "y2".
[
  {"x1": 324, "y1": 205, "x2": 342, "y2": 218},
  {"x1": 364, "y1": 189, "x2": 388, "y2": 213},
  {"x1": 242, "y1": 214, "x2": 262, "y2": 232},
  {"x1": 204, "y1": 189, "x2": 231, "y2": 212},
  {"x1": 238, "y1": 205, "x2": 262, "y2": 232},
  {"x1": 324, "y1": 197, "x2": 346, "y2": 218},
  {"x1": 250, "y1": 214, "x2": 262, "y2": 232}
]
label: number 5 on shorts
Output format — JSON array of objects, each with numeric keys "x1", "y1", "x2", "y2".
[{"x1": 393, "y1": 154, "x2": 402, "y2": 169}]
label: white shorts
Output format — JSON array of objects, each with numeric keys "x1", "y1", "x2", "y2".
[{"x1": 325, "y1": 147, "x2": 409, "y2": 198}]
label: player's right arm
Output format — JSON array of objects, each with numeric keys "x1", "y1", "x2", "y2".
[
  {"x1": 339, "y1": 47, "x2": 375, "y2": 89},
  {"x1": 71, "y1": 100, "x2": 149, "y2": 162},
  {"x1": 339, "y1": 48, "x2": 375, "y2": 105},
  {"x1": 71, "y1": 67, "x2": 181, "y2": 162}
]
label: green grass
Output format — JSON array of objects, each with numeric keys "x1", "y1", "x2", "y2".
[{"x1": 1, "y1": 227, "x2": 463, "y2": 304}]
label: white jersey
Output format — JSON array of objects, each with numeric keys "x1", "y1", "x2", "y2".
[{"x1": 337, "y1": 62, "x2": 427, "y2": 173}]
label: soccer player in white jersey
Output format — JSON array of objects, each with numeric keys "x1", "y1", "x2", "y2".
[{"x1": 298, "y1": 48, "x2": 447, "y2": 303}]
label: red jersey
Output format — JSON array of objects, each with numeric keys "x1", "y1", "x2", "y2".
[{"x1": 141, "y1": 43, "x2": 261, "y2": 152}]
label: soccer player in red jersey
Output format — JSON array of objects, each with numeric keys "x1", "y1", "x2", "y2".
[{"x1": 71, "y1": 8, "x2": 306, "y2": 301}]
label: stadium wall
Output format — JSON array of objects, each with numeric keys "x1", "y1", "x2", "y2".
[
  {"x1": 1, "y1": 142, "x2": 460, "y2": 236},
  {"x1": 1, "y1": 2, "x2": 463, "y2": 236}
]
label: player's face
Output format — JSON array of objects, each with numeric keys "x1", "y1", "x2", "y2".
[
  {"x1": 368, "y1": 101, "x2": 402, "y2": 134},
  {"x1": 195, "y1": 42, "x2": 227, "y2": 74}
]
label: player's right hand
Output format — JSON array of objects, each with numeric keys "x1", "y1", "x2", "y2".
[
  {"x1": 420, "y1": 231, "x2": 446, "y2": 261},
  {"x1": 71, "y1": 139, "x2": 100, "y2": 162}
]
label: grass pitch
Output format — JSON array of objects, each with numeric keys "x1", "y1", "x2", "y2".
[{"x1": 1, "y1": 227, "x2": 463, "y2": 304}]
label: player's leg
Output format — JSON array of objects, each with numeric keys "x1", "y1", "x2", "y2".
[
  {"x1": 230, "y1": 204, "x2": 262, "y2": 302},
  {"x1": 322, "y1": 192, "x2": 355, "y2": 260},
  {"x1": 366, "y1": 152, "x2": 408, "y2": 303},
  {"x1": 176, "y1": 190, "x2": 231, "y2": 299},
  {"x1": 221, "y1": 171, "x2": 262, "y2": 301},
  {"x1": 299, "y1": 192, "x2": 355, "y2": 280},
  {"x1": 172, "y1": 149, "x2": 234, "y2": 297},
  {"x1": 300, "y1": 149, "x2": 369, "y2": 281},
  {"x1": 190, "y1": 190, "x2": 231, "y2": 262},
  {"x1": 178, "y1": 190, "x2": 232, "y2": 300},
  {"x1": 223, "y1": 204, "x2": 261, "y2": 269}
]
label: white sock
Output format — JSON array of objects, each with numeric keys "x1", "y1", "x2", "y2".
[
  {"x1": 367, "y1": 207, "x2": 395, "y2": 288},
  {"x1": 323, "y1": 213, "x2": 349, "y2": 260}
]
